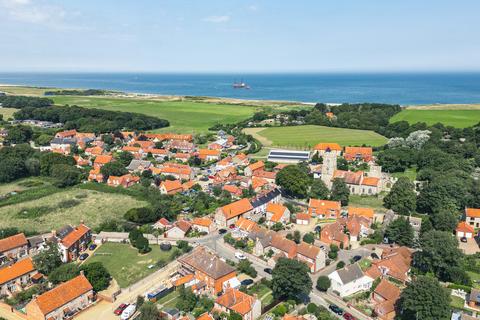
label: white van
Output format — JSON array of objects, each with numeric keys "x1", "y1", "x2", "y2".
[{"x1": 120, "y1": 304, "x2": 136, "y2": 320}]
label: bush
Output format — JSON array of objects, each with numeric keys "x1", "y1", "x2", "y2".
[
  {"x1": 336, "y1": 261, "x2": 345, "y2": 269},
  {"x1": 316, "y1": 276, "x2": 331, "y2": 292},
  {"x1": 272, "y1": 303, "x2": 288, "y2": 317}
]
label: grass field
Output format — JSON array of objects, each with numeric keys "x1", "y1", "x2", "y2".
[
  {"x1": 0, "y1": 86, "x2": 50, "y2": 96},
  {"x1": 390, "y1": 109, "x2": 480, "y2": 128},
  {"x1": 245, "y1": 125, "x2": 388, "y2": 149},
  {"x1": 86, "y1": 242, "x2": 179, "y2": 288},
  {"x1": 349, "y1": 194, "x2": 386, "y2": 212},
  {"x1": 392, "y1": 167, "x2": 417, "y2": 181},
  {"x1": 0, "y1": 177, "x2": 52, "y2": 195},
  {"x1": 51, "y1": 96, "x2": 258, "y2": 133},
  {"x1": 0, "y1": 107, "x2": 17, "y2": 120},
  {"x1": 0, "y1": 187, "x2": 146, "y2": 233}
]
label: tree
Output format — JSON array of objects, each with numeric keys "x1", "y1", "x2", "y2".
[
  {"x1": 309, "y1": 179, "x2": 329, "y2": 199},
  {"x1": 413, "y1": 230, "x2": 466, "y2": 283},
  {"x1": 50, "y1": 164, "x2": 81, "y2": 187},
  {"x1": 39, "y1": 152, "x2": 75, "y2": 176},
  {"x1": 293, "y1": 230, "x2": 301, "y2": 244},
  {"x1": 100, "y1": 161, "x2": 128, "y2": 180},
  {"x1": 124, "y1": 207, "x2": 157, "y2": 224},
  {"x1": 5, "y1": 125, "x2": 33, "y2": 144},
  {"x1": 33, "y1": 242, "x2": 62, "y2": 275},
  {"x1": 336, "y1": 261, "x2": 345, "y2": 269},
  {"x1": 384, "y1": 217, "x2": 414, "y2": 247},
  {"x1": 431, "y1": 209, "x2": 458, "y2": 232},
  {"x1": 80, "y1": 262, "x2": 111, "y2": 292},
  {"x1": 302, "y1": 233, "x2": 315, "y2": 244},
  {"x1": 176, "y1": 286, "x2": 197, "y2": 312},
  {"x1": 316, "y1": 276, "x2": 331, "y2": 292},
  {"x1": 129, "y1": 229, "x2": 143, "y2": 247},
  {"x1": 138, "y1": 301, "x2": 162, "y2": 320},
  {"x1": 118, "y1": 151, "x2": 134, "y2": 166},
  {"x1": 275, "y1": 165, "x2": 312, "y2": 198},
  {"x1": 237, "y1": 259, "x2": 257, "y2": 278},
  {"x1": 272, "y1": 258, "x2": 312, "y2": 301},
  {"x1": 136, "y1": 295, "x2": 145, "y2": 308},
  {"x1": 396, "y1": 276, "x2": 450, "y2": 320},
  {"x1": 48, "y1": 263, "x2": 80, "y2": 284},
  {"x1": 330, "y1": 178, "x2": 349, "y2": 206},
  {"x1": 328, "y1": 244, "x2": 339, "y2": 260},
  {"x1": 383, "y1": 177, "x2": 416, "y2": 215},
  {"x1": 227, "y1": 311, "x2": 243, "y2": 320}
]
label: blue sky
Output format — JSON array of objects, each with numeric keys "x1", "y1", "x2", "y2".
[{"x1": 0, "y1": 0, "x2": 479, "y2": 72}]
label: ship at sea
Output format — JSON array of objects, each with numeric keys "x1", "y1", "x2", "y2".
[{"x1": 232, "y1": 80, "x2": 250, "y2": 89}]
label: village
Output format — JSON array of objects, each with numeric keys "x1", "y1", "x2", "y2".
[{"x1": 0, "y1": 122, "x2": 478, "y2": 320}]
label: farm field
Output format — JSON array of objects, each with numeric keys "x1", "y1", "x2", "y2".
[
  {"x1": 0, "y1": 187, "x2": 147, "y2": 233},
  {"x1": 390, "y1": 109, "x2": 480, "y2": 128},
  {"x1": 245, "y1": 125, "x2": 388, "y2": 149},
  {"x1": 51, "y1": 95, "x2": 259, "y2": 133},
  {"x1": 86, "y1": 242, "x2": 179, "y2": 288},
  {"x1": 0, "y1": 85, "x2": 51, "y2": 96},
  {"x1": 0, "y1": 107, "x2": 17, "y2": 120}
]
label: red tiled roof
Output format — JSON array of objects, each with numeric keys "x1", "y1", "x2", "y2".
[
  {"x1": 0, "y1": 258, "x2": 35, "y2": 285},
  {"x1": 296, "y1": 242, "x2": 320, "y2": 260},
  {"x1": 266, "y1": 203, "x2": 287, "y2": 222},
  {"x1": 247, "y1": 161, "x2": 264, "y2": 172},
  {"x1": 193, "y1": 217, "x2": 213, "y2": 228},
  {"x1": 220, "y1": 199, "x2": 253, "y2": 220},
  {"x1": 216, "y1": 288, "x2": 256, "y2": 315},
  {"x1": 374, "y1": 279, "x2": 400, "y2": 301},
  {"x1": 60, "y1": 224, "x2": 90, "y2": 248},
  {"x1": 457, "y1": 221, "x2": 475, "y2": 233},
  {"x1": 161, "y1": 180, "x2": 183, "y2": 193},
  {"x1": 94, "y1": 155, "x2": 112, "y2": 165},
  {"x1": 348, "y1": 207, "x2": 374, "y2": 219},
  {"x1": 466, "y1": 208, "x2": 480, "y2": 218},
  {"x1": 313, "y1": 143, "x2": 342, "y2": 151},
  {"x1": 0, "y1": 233, "x2": 27, "y2": 253}
]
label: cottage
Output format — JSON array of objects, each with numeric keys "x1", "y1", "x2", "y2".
[
  {"x1": 87, "y1": 167, "x2": 103, "y2": 183},
  {"x1": 215, "y1": 288, "x2": 262, "y2": 320},
  {"x1": 372, "y1": 279, "x2": 401, "y2": 320},
  {"x1": 367, "y1": 246, "x2": 412, "y2": 283},
  {"x1": 160, "y1": 180, "x2": 184, "y2": 195},
  {"x1": 154, "y1": 163, "x2": 194, "y2": 180},
  {"x1": 456, "y1": 221, "x2": 475, "y2": 239},
  {"x1": 328, "y1": 263, "x2": 374, "y2": 297},
  {"x1": 250, "y1": 188, "x2": 281, "y2": 218},
  {"x1": 313, "y1": 143, "x2": 342, "y2": 157},
  {"x1": 153, "y1": 218, "x2": 172, "y2": 230},
  {"x1": 178, "y1": 246, "x2": 236, "y2": 294},
  {"x1": 340, "y1": 215, "x2": 371, "y2": 242},
  {"x1": 26, "y1": 274, "x2": 94, "y2": 320},
  {"x1": 55, "y1": 129, "x2": 77, "y2": 139},
  {"x1": 56, "y1": 224, "x2": 92, "y2": 263},
  {"x1": 296, "y1": 242, "x2": 325, "y2": 273},
  {"x1": 244, "y1": 161, "x2": 265, "y2": 177},
  {"x1": 107, "y1": 174, "x2": 140, "y2": 188},
  {"x1": 265, "y1": 203, "x2": 290, "y2": 226},
  {"x1": 308, "y1": 199, "x2": 341, "y2": 219},
  {"x1": 320, "y1": 222, "x2": 349, "y2": 248},
  {"x1": 192, "y1": 218, "x2": 214, "y2": 234},
  {"x1": 270, "y1": 235, "x2": 297, "y2": 259},
  {"x1": 198, "y1": 149, "x2": 221, "y2": 161},
  {"x1": 93, "y1": 155, "x2": 113, "y2": 168},
  {"x1": 215, "y1": 198, "x2": 254, "y2": 228},
  {"x1": 165, "y1": 220, "x2": 192, "y2": 238},
  {"x1": 0, "y1": 233, "x2": 28, "y2": 264},
  {"x1": 0, "y1": 258, "x2": 37, "y2": 295},
  {"x1": 466, "y1": 208, "x2": 480, "y2": 228},
  {"x1": 126, "y1": 159, "x2": 152, "y2": 172},
  {"x1": 295, "y1": 213, "x2": 311, "y2": 225},
  {"x1": 343, "y1": 147, "x2": 373, "y2": 162},
  {"x1": 348, "y1": 207, "x2": 374, "y2": 220},
  {"x1": 232, "y1": 153, "x2": 249, "y2": 166}
]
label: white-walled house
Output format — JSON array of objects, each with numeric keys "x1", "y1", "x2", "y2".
[{"x1": 328, "y1": 263, "x2": 374, "y2": 297}]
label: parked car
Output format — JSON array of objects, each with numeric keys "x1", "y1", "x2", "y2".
[
  {"x1": 461, "y1": 237, "x2": 468, "y2": 243},
  {"x1": 229, "y1": 224, "x2": 236, "y2": 229},
  {"x1": 120, "y1": 304, "x2": 136, "y2": 320},
  {"x1": 343, "y1": 312, "x2": 355, "y2": 320},
  {"x1": 79, "y1": 253, "x2": 89, "y2": 261},
  {"x1": 264, "y1": 268, "x2": 273, "y2": 274},
  {"x1": 241, "y1": 279, "x2": 254, "y2": 286},
  {"x1": 114, "y1": 303, "x2": 128, "y2": 315},
  {"x1": 329, "y1": 304, "x2": 343, "y2": 315},
  {"x1": 218, "y1": 229, "x2": 227, "y2": 234},
  {"x1": 352, "y1": 255, "x2": 362, "y2": 262},
  {"x1": 89, "y1": 244, "x2": 97, "y2": 251},
  {"x1": 235, "y1": 252, "x2": 246, "y2": 260}
]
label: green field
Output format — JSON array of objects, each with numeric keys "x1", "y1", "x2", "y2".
[
  {"x1": 0, "y1": 107, "x2": 17, "y2": 120},
  {"x1": 51, "y1": 96, "x2": 258, "y2": 133},
  {"x1": 0, "y1": 187, "x2": 146, "y2": 233},
  {"x1": 349, "y1": 194, "x2": 386, "y2": 212},
  {"x1": 86, "y1": 242, "x2": 179, "y2": 288},
  {"x1": 392, "y1": 167, "x2": 418, "y2": 181},
  {"x1": 390, "y1": 109, "x2": 480, "y2": 128},
  {"x1": 246, "y1": 125, "x2": 388, "y2": 149}
]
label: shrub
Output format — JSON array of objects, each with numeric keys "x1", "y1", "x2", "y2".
[
  {"x1": 336, "y1": 261, "x2": 345, "y2": 269},
  {"x1": 316, "y1": 276, "x2": 331, "y2": 292}
]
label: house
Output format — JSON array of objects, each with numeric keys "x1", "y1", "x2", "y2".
[
  {"x1": 223, "y1": 185, "x2": 243, "y2": 197},
  {"x1": 160, "y1": 180, "x2": 184, "y2": 195},
  {"x1": 270, "y1": 235, "x2": 297, "y2": 259},
  {"x1": 167, "y1": 140, "x2": 195, "y2": 153},
  {"x1": 267, "y1": 149, "x2": 310, "y2": 164},
  {"x1": 251, "y1": 177, "x2": 268, "y2": 192},
  {"x1": 0, "y1": 233, "x2": 29, "y2": 264},
  {"x1": 25, "y1": 274, "x2": 94, "y2": 320},
  {"x1": 244, "y1": 161, "x2": 265, "y2": 176},
  {"x1": 0, "y1": 257, "x2": 38, "y2": 295},
  {"x1": 320, "y1": 222, "x2": 349, "y2": 248},
  {"x1": 328, "y1": 263, "x2": 374, "y2": 297},
  {"x1": 177, "y1": 246, "x2": 236, "y2": 294},
  {"x1": 56, "y1": 224, "x2": 92, "y2": 263},
  {"x1": 296, "y1": 242, "x2": 326, "y2": 273},
  {"x1": 154, "y1": 163, "x2": 194, "y2": 180},
  {"x1": 313, "y1": 143, "x2": 342, "y2": 157},
  {"x1": 87, "y1": 167, "x2": 103, "y2": 183},
  {"x1": 93, "y1": 155, "x2": 113, "y2": 168},
  {"x1": 252, "y1": 170, "x2": 276, "y2": 183},
  {"x1": 198, "y1": 149, "x2": 221, "y2": 161},
  {"x1": 84, "y1": 146, "x2": 103, "y2": 156},
  {"x1": 122, "y1": 146, "x2": 145, "y2": 158},
  {"x1": 153, "y1": 218, "x2": 172, "y2": 230},
  {"x1": 74, "y1": 155, "x2": 90, "y2": 167},
  {"x1": 165, "y1": 220, "x2": 192, "y2": 238},
  {"x1": 150, "y1": 148, "x2": 169, "y2": 160},
  {"x1": 339, "y1": 215, "x2": 371, "y2": 242},
  {"x1": 215, "y1": 198, "x2": 254, "y2": 228},
  {"x1": 235, "y1": 218, "x2": 260, "y2": 235},
  {"x1": 250, "y1": 188, "x2": 281, "y2": 218},
  {"x1": 197, "y1": 313, "x2": 214, "y2": 320},
  {"x1": 107, "y1": 174, "x2": 140, "y2": 188},
  {"x1": 232, "y1": 153, "x2": 249, "y2": 166},
  {"x1": 192, "y1": 218, "x2": 214, "y2": 234},
  {"x1": 456, "y1": 221, "x2": 475, "y2": 239},
  {"x1": 215, "y1": 288, "x2": 262, "y2": 320},
  {"x1": 466, "y1": 208, "x2": 480, "y2": 228},
  {"x1": 50, "y1": 138, "x2": 76, "y2": 153},
  {"x1": 372, "y1": 279, "x2": 401, "y2": 320},
  {"x1": 308, "y1": 199, "x2": 341, "y2": 219},
  {"x1": 250, "y1": 228, "x2": 276, "y2": 256},
  {"x1": 343, "y1": 147, "x2": 373, "y2": 162},
  {"x1": 265, "y1": 203, "x2": 290, "y2": 226},
  {"x1": 296, "y1": 213, "x2": 310, "y2": 225},
  {"x1": 348, "y1": 207, "x2": 374, "y2": 220},
  {"x1": 367, "y1": 246, "x2": 412, "y2": 283},
  {"x1": 55, "y1": 129, "x2": 77, "y2": 139},
  {"x1": 126, "y1": 159, "x2": 152, "y2": 172},
  {"x1": 173, "y1": 153, "x2": 191, "y2": 162},
  {"x1": 215, "y1": 167, "x2": 237, "y2": 183}
]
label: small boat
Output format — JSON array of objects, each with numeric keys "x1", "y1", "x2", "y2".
[{"x1": 233, "y1": 80, "x2": 250, "y2": 89}]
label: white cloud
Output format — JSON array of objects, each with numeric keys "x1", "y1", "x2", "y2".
[
  {"x1": 248, "y1": 5, "x2": 258, "y2": 12},
  {"x1": 203, "y1": 15, "x2": 230, "y2": 23},
  {"x1": 0, "y1": 0, "x2": 66, "y2": 26}
]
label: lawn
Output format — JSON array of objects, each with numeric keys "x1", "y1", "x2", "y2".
[
  {"x1": 0, "y1": 177, "x2": 51, "y2": 195},
  {"x1": 0, "y1": 107, "x2": 17, "y2": 120},
  {"x1": 51, "y1": 96, "x2": 259, "y2": 133},
  {"x1": 450, "y1": 295, "x2": 467, "y2": 311},
  {"x1": 247, "y1": 282, "x2": 274, "y2": 306},
  {"x1": 156, "y1": 290, "x2": 180, "y2": 308},
  {"x1": 0, "y1": 187, "x2": 147, "y2": 233},
  {"x1": 86, "y1": 242, "x2": 179, "y2": 288},
  {"x1": 246, "y1": 125, "x2": 388, "y2": 150},
  {"x1": 392, "y1": 167, "x2": 417, "y2": 181},
  {"x1": 349, "y1": 194, "x2": 386, "y2": 212},
  {"x1": 390, "y1": 109, "x2": 480, "y2": 128}
]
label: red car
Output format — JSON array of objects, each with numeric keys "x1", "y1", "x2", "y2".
[
  {"x1": 343, "y1": 313, "x2": 355, "y2": 320},
  {"x1": 114, "y1": 303, "x2": 128, "y2": 315}
]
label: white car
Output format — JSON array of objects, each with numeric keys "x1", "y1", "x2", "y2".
[
  {"x1": 120, "y1": 304, "x2": 136, "y2": 320},
  {"x1": 235, "y1": 252, "x2": 246, "y2": 260}
]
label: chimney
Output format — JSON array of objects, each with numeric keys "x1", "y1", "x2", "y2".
[
  {"x1": 51, "y1": 230, "x2": 56, "y2": 237},
  {"x1": 80, "y1": 270, "x2": 85, "y2": 276}
]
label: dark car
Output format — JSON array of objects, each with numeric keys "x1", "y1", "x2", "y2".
[
  {"x1": 89, "y1": 244, "x2": 97, "y2": 251},
  {"x1": 264, "y1": 268, "x2": 273, "y2": 274},
  {"x1": 241, "y1": 279, "x2": 254, "y2": 286},
  {"x1": 461, "y1": 237, "x2": 468, "y2": 243},
  {"x1": 329, "y1": 304, "x2": 344, "y2": 315},
  {"x1": 314, "y1": 225, "x2": 322, "y2": 233},
  {"x1": 114, "y1": 303, "x2": 128, "y2": 315},
  {"x1": 219, "y1": 229, "x2": 227, "y2": 234},
  {"x1": 343, "y1": 312, "x2": 355, "y2": 320},
  {"x1": 352, "y1": 255, "x2": 362, "y2": 262},
  {"x1": 79, "y1": 253, "x2": 89, "y2": 261}
]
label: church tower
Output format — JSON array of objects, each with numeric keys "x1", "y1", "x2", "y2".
[{"x1": 321, "y1": 152, "x2": 337, "y2": 189}]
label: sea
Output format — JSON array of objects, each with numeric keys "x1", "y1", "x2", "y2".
[{"x1": 1, "y1": 72, "x2": 480, "y2": 105}]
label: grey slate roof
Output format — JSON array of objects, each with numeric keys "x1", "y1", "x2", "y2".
[
  {"x1": 126, "y1": 160, "x2": 152, "y2": 171},
  {"x1": 50, "y1": 137, "x2": 76, "y2": 146},
  {"x1": 336, "y1": 263, "x2": 365, "y2": 284}
]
